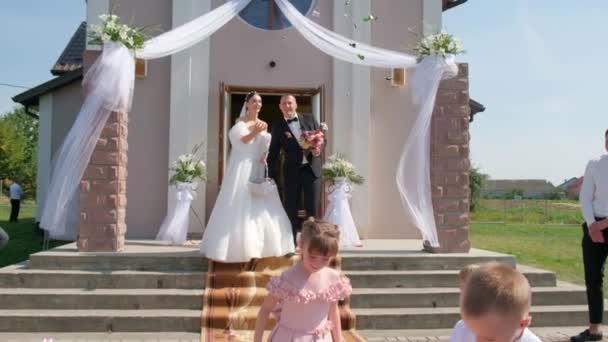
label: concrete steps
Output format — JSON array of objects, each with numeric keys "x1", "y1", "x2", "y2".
[
  {"x1": 0, "y1": 240, "x2": 596, "y2": 333},
  {"x1": 28, "y1": 252, "x2": 206, "y2": 271},
  {"x1": 345, "y1": 265, "x2": 556, "y2": 288},
  {"x1": 0, "y1": 264, "x2": 206, "y2": 289},
  {"x1": 339, "y1": 252, "x2": 515, "y2": 271},
  {"x1": 354, "y1": 305, "x2": 606, "y2": 329},
  {"x1": 0, "y1": 288, "x2": 204, "y2": 309},
  {"x1": 350, "y1": 282, "x2": 587, "y2": 308},
  {"x1": 0, "y1": 309, "x2": 201, "y2": 332}
]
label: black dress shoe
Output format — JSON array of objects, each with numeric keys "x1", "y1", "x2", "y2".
[{"x1": 570, "y1": 329, "x2": 603, "y2": 342}]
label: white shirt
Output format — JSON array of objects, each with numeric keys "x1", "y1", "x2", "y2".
[
  {"x1": 9, "y1": 183, "x2": 22, "y2": 200},
  {"x1": 580, "y1": 154, "x2": 608, "y2": 226},
  {"x1": 285, "y1": 113, "x2": 307, "y2": 165},
  {"x1": 449, "y1": 319, "x2": 541, "y2": 342}
]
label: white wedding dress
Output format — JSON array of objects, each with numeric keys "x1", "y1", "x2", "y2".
[{"x1": 200, "y1": 121, "x2": 295, "y2": 262}]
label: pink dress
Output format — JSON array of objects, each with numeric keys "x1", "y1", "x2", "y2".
[{"x1": 266, "y1": 266, "x2": 352, "y2": 342}]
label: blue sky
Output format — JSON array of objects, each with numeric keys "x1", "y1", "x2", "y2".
[
  {"x1": 0, "y1": 1, "x2": 606, "y2": 185},
  {"x1": 444, "y1": 0, "x2": 608, "y2": 185},
  {"x1": 0, "y1": 1, "x2": 86, "y2": 113}
]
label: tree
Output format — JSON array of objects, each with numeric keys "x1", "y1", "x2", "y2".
[
  {"x1": 543, "y1": 187, "x2": 565, "y2": 200},
  {"x1": 504, "y1": 188, "x2": 524, "y2": 199},
  {"x1": 0, "y1": 106, "x2": 38, "y2": 197},
  {"x1": 469, "y1": 167, "x2": 489, "y2": 212}
]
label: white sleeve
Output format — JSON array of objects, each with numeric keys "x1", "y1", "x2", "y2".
[
  {"x1": 580, "y1": 160, "x2": 597, "y2": 226},
  {"x1": 449, "y1": 320, "x2": 470, "y2": 342},
  {"x1": 521, "y1": 329, "x2": 542, "y2": 342},
  {"x1": 228, "y1": 122, "x2": 248, "y2": 148}
]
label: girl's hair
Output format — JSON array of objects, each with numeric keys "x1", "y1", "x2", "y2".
[
  {"x1": 300, "y1": 217, "x2": 340, "y2": 256},
  {"x1": 245, "y1": 91, "x2": 260, "y2": 103}
]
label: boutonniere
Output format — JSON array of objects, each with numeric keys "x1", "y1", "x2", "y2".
[{"x1": 285, "y1": 132, "x2": 293, "y2": 139}]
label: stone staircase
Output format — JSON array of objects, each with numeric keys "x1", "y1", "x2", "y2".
[
  {"x1": 0, "y1": 241, "x2": 206, "y2": 332},
  {"x1": 0, "y1": 239, "x2": 598, "y2": 336},
  {"x1": 338, "y1": 241, "x2": 597, "y2": 338}
]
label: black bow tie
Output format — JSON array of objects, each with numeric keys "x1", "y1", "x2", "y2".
[{"x1": 286, "y1": 117, "x2": 298, "y2": 124}]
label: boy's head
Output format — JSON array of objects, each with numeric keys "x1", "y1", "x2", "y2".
[
  {"x1": 461, "y1": 262, "x2": 532, "y2": 342},
  {"x1": 458, "y1": 264, "x2": 480, "y2": 291}
]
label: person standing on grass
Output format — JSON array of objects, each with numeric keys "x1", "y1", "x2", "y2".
[
  {"x1": 571, "y1": 128, "x2": 608, "y2": 342},
  {"x1": 9, "y1": 178, "x2": 23, "y2": 223}
]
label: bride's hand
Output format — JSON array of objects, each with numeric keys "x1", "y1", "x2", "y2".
[{"x1": 253, "y1": 121, "x2": 267, "y2": 134}]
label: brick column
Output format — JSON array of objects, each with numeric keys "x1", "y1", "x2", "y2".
[
  {"x1": 78, "y1": 110, "x2": 128, "y2": 252},
  {"x1": 426, "y1": 63, "x2": 471, "y2": 253}
]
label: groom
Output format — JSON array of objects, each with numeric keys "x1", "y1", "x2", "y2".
[{"x1": 268, "y1": 94, "x2": 323, "y2": 243}]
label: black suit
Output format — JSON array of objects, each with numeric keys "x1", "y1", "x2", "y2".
[{"x1": 268, "y1": 113, "x2": 322, "y2": 241}]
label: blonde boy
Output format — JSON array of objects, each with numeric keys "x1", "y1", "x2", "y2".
[{"x1": 450, "y1": 262, "x2": 541, "y2": 342}]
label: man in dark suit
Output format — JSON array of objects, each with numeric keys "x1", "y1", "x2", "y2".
[{"x1": 268, "y1": 94, "x2": 323, "y2": 243}]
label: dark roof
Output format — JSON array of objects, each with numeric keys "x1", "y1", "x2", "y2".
[
  {"x1": 469, "y1": 98, "x2": 486, "y2": 122},
  {"x1": 443, "y1": 0, "x2": 468, "y2": 11},
  {"x1": 51, "y1": 22, "x2": 86, "y2": 75},
  {"x1": 12, "y1": 69, "x2": 83, "y2": 108}
]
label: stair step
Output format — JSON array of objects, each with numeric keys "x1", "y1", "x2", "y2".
[
  {"x1": 354, "y1": 305, "x2": 606, "y2": 329},
  {"x1": 28, "y1": 244, "x2": 206, "y2": 271},
  {"x1": 0, "y1": 309, "x2": 201, "y2": 332},
  {"x1": 0, "y1": 332, "x2": 201, "y2": 342},
  {"x1": 345, "y1": 266, "x2": 556, "y2": 288},
  {"x1": 340, "y1": 252, "x2": 515, "y2": 271},
  {"x1": 350, "y1": 283, "x2": 587, "y2": 308},
  {"x1": 360, "y1": 327, "x2": 596, "y2": 341},
  {"x1": 0, "y1": 264, "x2": 205, "y2": 289},
  {"x1": 0, "y1": 288, "x2": 204, "y2": 309}
]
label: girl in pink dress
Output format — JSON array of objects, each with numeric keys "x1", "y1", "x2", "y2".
[{"x1": 254, "y1": 218, "x2": 352, "y2": 342}]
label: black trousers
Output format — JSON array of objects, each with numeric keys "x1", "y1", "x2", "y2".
[
  {"x1": 9, "y1": 199, "x2": 20, "y2": 222},
  {"x1": 284, "y1": 165, "x2": 320, "y2": 243},
  {"x1": 582, "y1": 218, "x2": 608, "y2": 324}
]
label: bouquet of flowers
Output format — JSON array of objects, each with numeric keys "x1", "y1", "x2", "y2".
[
  {"x1": 300, "y1": 122, "x2": 328, "y2": 157},
  {"x1": 169, "y1": 143, "x2": 206, "y2": 185},
  {"x1": 413, "y1": 30, "x2": 465, "y2": 58},
  {"x1": 322, "y1": 154, "x2": 364, "y2": 185},
  {"x1": 88, "y1": 14, "x2": 147, "y2": 50}
]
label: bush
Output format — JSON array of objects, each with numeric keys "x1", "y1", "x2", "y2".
[{"x1": 469, "y1": 167, "x2": 489, "y2": 212}]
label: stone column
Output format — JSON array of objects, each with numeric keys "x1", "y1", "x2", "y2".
[
  {"x1": 427, "y1": 63, "x2": 471, "y2": 253},
  {"x1": 78, "y1": 110, "x2": 128, "y2": 252}
]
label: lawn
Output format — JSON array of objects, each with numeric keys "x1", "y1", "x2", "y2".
[
  {"x1": 469, "y1": 223, "x2": 600, "y2": 293},
  {"x1": 471, "y1": 199, "x2": 582, "y2": 224},
  {"x1": 0, "y1": 205, "x2": 66, "y2": 268}
]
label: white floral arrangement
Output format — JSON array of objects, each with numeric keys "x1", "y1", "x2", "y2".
[
  {"x1": 322, "y1": 154, "x2": 364, "y2": 185},
  {"x1": 88, "y1": 14, "x2": 147, "y2": 50},
  {"x1": 169, "y1": 143, "x2": 206, "y2": 185},
  {"x1": 414, "y1": 30, "x2": 465, "y2": 58}
]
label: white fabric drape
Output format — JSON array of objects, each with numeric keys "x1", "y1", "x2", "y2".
[
  {"x1": 273, "y1": 0, "x2": 457, "y2": 247},
  {"x1": 273, "y1": 0, "x2": 417, "y2": 68},
  {"x1": 156, "y1": 182, "x2": 198, "y2": 245},
  {"x1": 40, "y1": 42, "x2": 134, "y2": 240},
  {"x1": 40, "y1": 0, "x2": 250, "y2": 240},
  {"x1": 136, "y1": 0, "x2": 252, "y2": 59},
  {"x1": 324, "y1": 179, "x2": 362, "y2": 248},
  {"x1": 396, "y1": 55, "x2": 458, "y2": 247}
]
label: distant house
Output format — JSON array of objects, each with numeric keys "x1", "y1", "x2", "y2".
[
  {"x1": 482, "y1": 179, "x2": 555, "y2": 199},
  {"x1": 558, "y1": 177, "x2": 583, "y2": 200}
]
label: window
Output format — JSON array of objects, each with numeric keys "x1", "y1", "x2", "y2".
[{"x1": 238, "y1": 0, "x2": 315, "y2": 31}]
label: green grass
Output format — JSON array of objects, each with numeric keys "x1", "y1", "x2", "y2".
[
  {"x1": 0, "y1": 205, "x2": 66, "y2": 268},
  {"x1": 471, "y1": 199, "x2": 583, "y2": 224},
  {"x1": 470, "y1": 222, "x2": 603, "y2": 293}
]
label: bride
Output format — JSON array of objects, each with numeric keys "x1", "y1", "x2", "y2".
[{"x1": 200, "y1": 91, "x2": 295, "y2": 262}]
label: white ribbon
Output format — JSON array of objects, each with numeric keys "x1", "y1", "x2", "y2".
[
  {"x1": 324, "y1": 178, "x2": 362, "y2": 247},
  {"x1": 156, "y1": 182, "x2": 198, "y2": 245}
]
